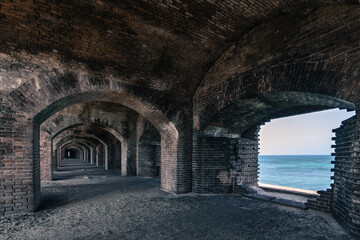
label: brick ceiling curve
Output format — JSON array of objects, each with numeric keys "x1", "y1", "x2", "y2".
[{"x1": 0, "y1": 0, "x2": 356, "y2": 99}]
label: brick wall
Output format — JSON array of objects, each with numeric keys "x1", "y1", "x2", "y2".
[
  {"x1": 40, "y1": 130, "x2": 52, "y2": 181},
  {"x1": 0, "y1": 95, "x2": 35, "y2": 216},
  {"x1": 193, "y1": 131, "x2": 259, "y2": 194},
  {"x1": 194, "y1": 6, "x2": 360, "y2": 132},
  {"x1": 137, "y1": 117, "x2": 161, "y2": 178},
  {"x1": 306, "y1": 189, "x2": 333, "y2": 213},
  {"x1": 137, "y1": 143, "x2": 158, "y2": 177},
  {"x1": 0, "y1": 48, "x2": 193, "y2": 197},
  {"x1": 332, "y1": 115, "x2": 360, "y2": 235}
]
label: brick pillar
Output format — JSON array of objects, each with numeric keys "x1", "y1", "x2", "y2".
[
  {"x1": 137, "y1": 143, "x2": 158, "y2": 177},
  {"x1": 40, "y1": 130, "x2": 53, "y2": 181},
  {"x1": 0, "y1": 95, "x2": 37, "y2": 215},
  {"x1": 193, "y1": 131, "x2": 259, "y2": 194},
  {"x1": 332, "y1": 114, "x2": 360, "y2": 236},
  {"x1": 95, "y1": 145, "x2": 100, "y2": 166},
  {"x1": 155, "y1": 145, "x2": 161, "y2": 177},
  {"x1": 114, "y1": 140, "x2": 122, "y2": 170},
  {"x1": 232, "y1": 138, "x2": 259, "y2": 191},
  {"x1": 90, "y1": 147, "x2": 95, "y2": 164},
  {"x1": 128, "y1": 133, "x2": 137, "y2": 176},
  {"x1": 193, "y1": 132, "x2": 235, "y2": 193},
  {"x1": 53, "y1": 148, "x2": 57, "y2": 170},
  {"x1": 80, "y1": 148, "x2": 84, "y2": 161},
  {"x1": 161, "y1": 123, "x2": 193, "y2": 194}
]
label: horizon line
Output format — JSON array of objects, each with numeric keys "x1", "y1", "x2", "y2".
[{"x1": 259, "y1": 154, "x2": 332, "y2": 156}]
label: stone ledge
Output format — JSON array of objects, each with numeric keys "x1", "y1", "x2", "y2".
[{"x1": 258, "y1": 183, "x2": 319, "y2": 197}]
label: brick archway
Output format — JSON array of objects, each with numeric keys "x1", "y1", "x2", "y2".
[
  {"x1": 3, "y1": 85, "x2": 189, "y2": 213},
  {"x1": 51, "y1": 123, "x2": 127, "y2": 175}
]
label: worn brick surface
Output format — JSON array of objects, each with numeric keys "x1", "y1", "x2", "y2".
[
  {"x1": 194, "y1": 5, "x2": 360, "y2": 132},
  {"x1": 0, "y1": 2, "x2": 360, "y2": 237},
  {"x1": 332, "y1": 114, "x2": 360, "y2": 236},
  {"x1": 193, "y1": 131, "x2": 259, "y2": 193}
]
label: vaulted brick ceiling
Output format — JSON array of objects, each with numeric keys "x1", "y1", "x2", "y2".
[{"x1": 0, "y1": 0, "x2": 355, "y2": 99}]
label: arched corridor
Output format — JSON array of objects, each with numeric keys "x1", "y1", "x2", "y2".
[{"x1": 1, "y1": 0, "x2": 360, "y2": 238}]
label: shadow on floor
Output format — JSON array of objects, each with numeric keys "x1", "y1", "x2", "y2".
[{"x1": 38, "y1": 158, "x2": 156, "y2": 211}]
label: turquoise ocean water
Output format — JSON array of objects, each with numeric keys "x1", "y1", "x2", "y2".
[{"x1": 258, "y1": 155, "x2": 333, "y2": 191}]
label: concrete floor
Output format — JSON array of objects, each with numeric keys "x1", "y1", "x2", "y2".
[{"x1": 0, "y1": 158, "x2": 355, "y2": 240}]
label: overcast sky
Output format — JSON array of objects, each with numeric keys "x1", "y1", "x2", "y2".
[{"x1": 259, "y1": 109, "x2": 355, "y2": 155}]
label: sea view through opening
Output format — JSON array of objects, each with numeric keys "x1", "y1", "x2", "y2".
[{"x1": 258, "y1": 155, "x2": 333, "y2": 191}]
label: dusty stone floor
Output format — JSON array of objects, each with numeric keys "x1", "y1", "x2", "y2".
[{"x1": 0, "y1": 159, "x2": 355, "y2": 240}]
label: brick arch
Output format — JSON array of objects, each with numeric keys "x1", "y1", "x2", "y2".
[
  {"x1": 3, "y1": 67, "x2": 191, "y2": 214},
  {"x1": 56, "y1": 135, "x2": 107, "y2": 168},
  {"x1": 26, "y1": 89, "x2": 182, "y2": 192},
  {"x1": 63, "y1": 142, "x2": 90, "y2": 160},
  {"x1": 203, "y1": 91, "x2": 355, "y2": 135},
  {"x1": 50, "y1": 120, "x2": 128, "y2": 171},
  {"x1": 40, "y1": 108, "x2": 130, "y2": 177},
  {"x1": 61, "y1": 144, "x2": 85, "y2": 160},
  {"x1": 59, "y1": 141, "x2": 93, "y2": 164},
  {"x1": 56, "y1": 139, "x2": 97, "y2": 167},
  {"x1": 194, "y1": 5, "x2": 360, "y2": 132},
  {"x1": 40, "y1": 122, "x2": 117, "y2": 181},
  {"x1": 56, "y1": 133, "x2": 109, "y2": 168},
  {"x1": 6, "y1": 79, "x2": 189, "y2": 210},
  {"x1": 52, "y1": 124, "x2": 124, "y2": 171},
  {"x1": 192, "y1": 5, "x2": 360, "y2": 195},
  {"x1": 32, "y1": 90, "x2": 179, "y2": 142}
]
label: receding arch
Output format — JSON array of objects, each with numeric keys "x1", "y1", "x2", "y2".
[
  {"x1": 57, "y1": 139, "x2": 96, "y2": 167},
  {"x1": 202, "y1": 91, "x2": 355, "y2": 136},
  {"x1": 57, "y1": 137, "x2": 103, "y2": 168},
  {"x1": 56, "y1": 134, "x2": 108, "y2": 169},
  {"x1": 61, "y1": 141, "x2": 91, "y2": 162},
  {"x1": 62, "y1": 144, "x2": 84, "y2": 160},
  {"x1": 52, "y1": 122, "x2": 128, "y2": 176},
  {"x1": 61, "y1": 142, "x2": 89, "y2": 161},
  {"x1": 28, "y1": 88, "x2": 183, "y2": 202}
]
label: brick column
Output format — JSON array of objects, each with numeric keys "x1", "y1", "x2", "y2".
[
  {"x1": 0, "y1": 95, "x2": 37, "y2": 215},
  {"x1": 332, "y1": 114, "x2": 360, "y2": 236},
  {"x1": 95, "y1": 146, "x2": 100, "y2": 166},
  {"x1": 90, "y1": 147, "x2": 95, "y2": 164},
  {"x1": 127, "y1": 133, "x2": 137, "y2": 176},
  {"x1": 40, "y1": 130, "x2": 53, "y2": 181},
  {"x1": 161, "y1": 122, "x2": 193, "y2": 194},
  {"x1": 137, "y1": 143, "x2": 159, "y2": 177},
  {"x1": 192, "y1": 131, "x2": 259, "y2": 194}
]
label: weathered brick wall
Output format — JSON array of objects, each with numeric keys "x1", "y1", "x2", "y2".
[
  {"x1": 137, "y1": 117, "x2": 161, "y2": 178},
  {"x1": 0, "y1": 48, "x2": 193, "y2": 197},
  {"x1": 306, "y1": 189, "x2": 333, "y2": 212},
  {"x1": 32, "y1": 123, "x2": 41, "y2": 211},
  {"x1": 1, "y1": 1, "x2": 359, "y2": 222},
  {"x1": 194, "y1": 6, "x2": 360, "y2": 132},
  {"x1": 193, "y1": 131, "x2": 259, "y2": 194},
  {"x1": 155, "y1": 145, "x2": 161, "y2": 177},
  {"x1": 0, "y1": 0, "x2": 332, "y2": 101},
  {"x1": 193, "y1": 133, "x2": 236, "y2": 193},
  {"x1": 137, "y1": 144, "x2": 158, "y2": 177},
  {"x1": 40, "y1": 130, "x2": 52, "y2": 181},
  {"x1": 112, "y1": 140, "x2": 122, "y2": 170},
  {"x1": 332, "y1": 115, "x2": 360, "y2": 235},
  {"x1": 171, "y1": 107, "x2": 193, "y2": 193},
  {"x1": 0, "y1": 95, "x2": 35, "y2": 216},
  {"x1": 233, "y1": 139, "x2": 259, "y2": 187}
]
